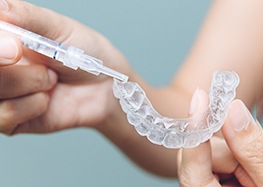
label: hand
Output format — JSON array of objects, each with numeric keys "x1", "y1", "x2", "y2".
[
  {"x1": 177, "y1": 99, "x2": 263, "y2": 187},
  {"x1": 222, "y1": 100, "x2": 263, "y2": 186},
  {"x1": 0, "y1": 31, "x2": 58, "y2": 133},
  {"x1": 0, "y1": 0, "x2": 131, "y2": 134}
]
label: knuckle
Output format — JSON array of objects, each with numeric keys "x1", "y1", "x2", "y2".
[
  {"x1": 179, "y1": 173, "x2": 215, "y2": 187},
  {"x1": 19, "y1": 2, "x2": 32, "y2": 17},
  {"x1": 0, "y1": 101, "x2": 17, "y2": 130},
  {"x1": 14, "y1": 1, "x2": 37, "y2": 25},
  {"x1": 3, "y1": 129, "x2": 16, "y2": 137},
  {"x1": 234, "y1": 165, "x2": 248, "y2": 180},
  {"x1": 178, "y1": 167, "x2": 195, "y2": 187},
  {"x1": 8, "y1": 1, "x2": 43, "y2": 32},
  {"x1": 30, "y1": 67, "x2": 50, "y2": 91},
  {"x1": 179, "y1": 174, "x2": 192, "y2": 187},
  {"x1": 243, "y1": 134, "x2": 263, "y2": 163}
]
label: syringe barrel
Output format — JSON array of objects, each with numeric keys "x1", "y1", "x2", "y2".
[
  {"x1": 0, "y1": 21, "x2": 83, "y2": 70},
  {"x1": 0, "y1": 21, "x2": 63, "y2": 59},
  {"x1": 0, "y1": 21, "x2": 128, "y2": 81},
  {"x1": 22, "y1": 32, "x2": 64, "y2": 60}
]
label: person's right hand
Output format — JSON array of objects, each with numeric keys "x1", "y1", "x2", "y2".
[
  {"x1": 222, "y1": 100, "x2": 263, "y2": 186},
  {"x1": 0, "y1": 0, "x2": 132, "y2": 134},
  {"x1": 177, "y1": 99, "x2": 263, "y2": 187}
]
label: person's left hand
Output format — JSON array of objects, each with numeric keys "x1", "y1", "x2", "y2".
[{"x1": 177, "y1": 98, "x2": 263, "y2": 187}]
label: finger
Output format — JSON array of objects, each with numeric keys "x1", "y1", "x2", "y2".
[
  {"x1": 1, "y1": 0, "x2": 87, "y2": 44},
  {"x1": 222, "y1": 99, "x2": 263, "y2": 186},
  {"x1": 8, "y1": 114, "x2": 53, "y2": 134},
  {"x1": 178, "y1": 88, "x2": 220, "y2": 186},
  {"x1": 0, "y1": 30, "x2": 22, "y2": 66},
  {"x1": 0, "y1": 0, "x2": 101, "y2": 82},
  {"x1": 0, "y1": 92, "x2": 49, "y2": 132},
  {"x1": 188, "y1": 87, "x2": 209, "y2": 117},
  {"x1": 188, "y1": 87, "x2": 209, "y2": 130},
  {"x1": 210, "y1": 137, "x2": 256, "y2": 187},
  {"x1": 179, "y1": 141, "x2": 220, "y2": 187},
  {"x1": 0, "y1": 64, "x2": 57, "y2": 98},
  {"x1": 210, "y1": 136, "x2": 238, "y2": 174}
]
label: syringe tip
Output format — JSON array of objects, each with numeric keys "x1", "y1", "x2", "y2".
[{"x1": 97, "y1": 65, "x2": 129, "y2": 82}]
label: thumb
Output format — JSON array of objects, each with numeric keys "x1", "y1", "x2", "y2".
[
  {"x1": 187, "y1": 87, "x2": 209, "y2": 130},
  {"x1": 178, "y1": 88, "x2": 220, "y2": 186},
  {"x1": 0, "y1": 31, "x2": 22, "y2": 66},
  {"x1": 222, "y1": 99, "x2": 263, "y2": 186}
]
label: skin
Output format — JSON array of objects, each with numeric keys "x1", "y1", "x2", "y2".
[
  {"x1": 0, "y1": 0, "x2": 262, "y2": 183},
  {"x1": 178, "y1": 99, "x2": 263, "y2": 187}
]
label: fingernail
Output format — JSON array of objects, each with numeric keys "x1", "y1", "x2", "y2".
[
  {"x1": 228, "y1": 100, "x2": 251, "y2": 132},
  {"x1": 189, "y1": 87, "x2": 200, "y2": 115},
  {"x1": 0, "y1": 36, "x2": 18, "y2": 64},
  {"x1": 0, "y1": 0, "x2": 9, "y2": 11},
  {"x1": 47, "y1": 69, "x2": 57, "y2": 85}
]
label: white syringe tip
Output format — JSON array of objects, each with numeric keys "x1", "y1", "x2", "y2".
[{"x1": 97, "y1": 65, "x2": 129, "y2": 82}]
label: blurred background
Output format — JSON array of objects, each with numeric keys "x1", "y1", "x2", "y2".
[{"x1": 0, "y1": 1, "x2": 212, "y2": 186}]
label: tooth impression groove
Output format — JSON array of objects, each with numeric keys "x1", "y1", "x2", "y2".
[{"x1": 113, "y1": 71, "x2": 239, "y2": 148}]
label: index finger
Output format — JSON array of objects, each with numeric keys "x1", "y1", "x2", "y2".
[
  {"x1": 0, "y1": 0, "x2": 89, "y2": 46},
  {"x1": 0, "y1": 64, "x2": 57, "y2": 99}
]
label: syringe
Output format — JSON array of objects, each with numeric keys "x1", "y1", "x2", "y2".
[{"x1": 0, "y1": 21, "x2": 128, "y2": 82}]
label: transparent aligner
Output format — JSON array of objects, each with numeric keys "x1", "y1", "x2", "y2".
[
  {"x1": 112, "y1": 71, "x2": 240, "y2": 149},
  {"x1": 127, "y1": 112, "x2": 140, "y2": 126},
  {"x1": 208, "y1": 71, "x2": 240, "y2": 132},
  {"x1": 134, "y1": 119, "x2": 152, "y2": 136},
  {"x1": 147, "y1": 126, "x2": 166, "y2": 145},
  {"x1": 163, "y1": 130, "x2": 184, "y2": 149},
  {"x1": 113, "y1": 80, "x2": 146, "y2": 112},
  {"x1": 184, "y1": 133, "x2": 201, "y2": 148}
]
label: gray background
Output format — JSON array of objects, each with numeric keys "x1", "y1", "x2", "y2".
[{"x1": 0, "y1": 1, "x2": 212, "y2": 186}]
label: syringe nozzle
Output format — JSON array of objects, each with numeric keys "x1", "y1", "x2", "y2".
[{"x1": 96, "y1": 65, "x2": 129, "y2": 82}]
